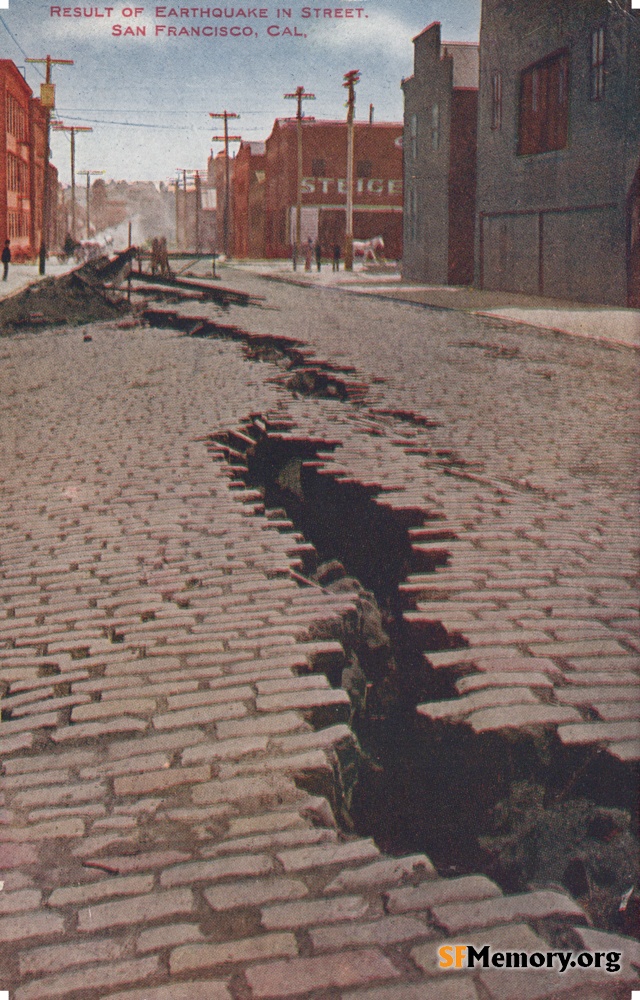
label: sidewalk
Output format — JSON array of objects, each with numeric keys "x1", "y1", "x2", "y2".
[
  {"x1": 0, "y1": 259, "x2": 79, "y2": 304},
  {"x1": 230, "y1": 259, "x2": 640, "y2": 350}
]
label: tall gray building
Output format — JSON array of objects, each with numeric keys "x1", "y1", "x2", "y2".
[
  {"x1": 402, "y1": 24, "x2": 479, "y2": 285},
  {"x1": 476, "y1": 0, "x2": 640, "y2": 306}
]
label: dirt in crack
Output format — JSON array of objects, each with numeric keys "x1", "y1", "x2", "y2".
[{"x1": 216, "y1": 415, "x2": 640, "y2": 939}]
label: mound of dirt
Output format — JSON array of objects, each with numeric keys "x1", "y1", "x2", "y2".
[{"x1": 0, "y1": 264, "x2": 128, "y2": 334}]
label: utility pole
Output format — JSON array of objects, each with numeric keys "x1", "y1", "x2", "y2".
[
  {"x1": 173, "y1": 175, "x2": 181, "y2": 249},
  {"x1": 194, "y1": 171, "x2": 201, "y2": 253},
  {"x1": 25, "y1": 55, "x2": 74, "y2": 274},
  {"x1": 210, "y1": 111, "x2": 240, "y2": 259},
  {"x1": 343, "y1": 69, "x2": 360, "y2": 272},
  {"x1": 51, "y1": 120, "x2": 92, "y2": 242},
  {"x1": 176, "y1": 169, "x2": 201, "y2": 252},
  {"x1": 77, "y1": 169, "x2": 104, "y2": 239},
  {"x1": 284, "y1": 86, "x2": 315, "y2": 262}
]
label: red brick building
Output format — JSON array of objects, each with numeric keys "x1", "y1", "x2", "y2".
[
  {"x1": 0, "y1": 60, "x2": 56, "y2": 261},
  {"x1": 232, "y1": 141, "x2": 266, "y2": 259},
  {"x1": 263, "y1": 119, "x2": 403, "y2": 260}
]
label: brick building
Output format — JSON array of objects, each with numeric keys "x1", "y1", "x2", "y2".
[
  {"x1": 264, "y1": 118, "x2": 403, "y2": 260},
  {"x1": 476, "y1": 0, "x2": 640, "y2": 305},
  {"x1": 232, "y1": 141, "x2": 266, "y2": 259},
  {"x1": 402, "y1": 24, "x2": 479, "y2": 285},
  {"x1": 0, "y1": 60, "x2": 56, "y2": 261}
]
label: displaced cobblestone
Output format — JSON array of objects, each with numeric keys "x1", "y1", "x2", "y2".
[{"x1": 0, "y1": 276, "x2": 637, "y2": 999}]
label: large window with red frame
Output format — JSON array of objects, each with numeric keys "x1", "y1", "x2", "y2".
[{"x1": 518, "y1": 50, "x2": 569, "y2": 155}]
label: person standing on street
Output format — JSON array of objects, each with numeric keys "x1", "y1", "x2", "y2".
[
  {"x1": 2, "y1": 239, "x2": 11, "y2": 281},
  {"x1": 333, "y1": 243, "x2": 341, "y2": 272},
  {"x1": 315, "y1": 239, "x2": 322, "y2": 272}
]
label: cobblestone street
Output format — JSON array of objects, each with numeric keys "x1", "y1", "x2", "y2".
[{"x1": 0, "y1": 271, "x2": 639, "y2": 999}]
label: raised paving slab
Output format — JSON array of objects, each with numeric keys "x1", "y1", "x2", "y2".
[{"x1": 1, "y1": 292, "x2": 638, "y2": 1000}]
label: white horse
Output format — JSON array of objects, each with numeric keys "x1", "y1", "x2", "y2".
[{"x1": 353, "y1": 236, "x2": 385, "y2": 262}]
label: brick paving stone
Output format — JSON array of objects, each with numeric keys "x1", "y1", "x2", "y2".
[
  {"x1": 0, "y1": 911, "x2": 65, "y2": 942},
  {"x1": 558, "y1": 720, "x2": 640, "y2": 745},
  {"x1": 573, "y1": 926, "x2": 640, "y2": 973},
  {"x1": 0, "y1": 889, "x2": 41, "y2": 914},
  {"x1": 170, "y1": 932, "x2": 298, "y2": 973},
  {"x1": 10, "y1": 780, "x2": 106, "y2": 810},
  {"x1": 19, "y1": 937, "x2": 128, "y2": 976},
  {"x1": 456, "y1": 672, "x2": 554, "y2": 694},
  {"x1": 107, "y1": 728, "x2": 207, "y2": 759},
  {"x1": 82, "y1": 850, "x2": 193, "y2": 874},
  {"x1": 182, "y1": 735, "x2": 269, "y2": 764},
  {"x1": 3, "y1": 817, "x2": 84, "y2": 840},
  {"x1": 48, "y1": 873, "x2": 155, "y2": 906},
  {"x1": 386, "y1": 876, "x2": 502, "y2": 915},
  {"x1": 191, "y1": 774, "x2": 301, "y2": 808},
  {"x1": 342, "y1": 983, "x2": 479, "y2": 1000},
  {"x1": 81, "y1": 752, "x2": 171, "y2": 779},
  {"x1": 418, "y1": 688, "x2": 540, "y2": 722},
  {"x1": 52, "y1": 717, "x2": 149, "y2": 742},
  {"x1": 0, "y1": 844, "x2": 39, "y2": 867},
  {"x1": 4, "y1": 748, "x2": 97, "y2": 773},
  {"x1": 136, "y1": 922, "x2": 206, "y2": 953},
  {"x1": 215, "y1": 711, "x2": 306, "y2": 739},
  {"x1": 14, "y1": 956, "x2": 160, "y2": 1000},
  {"x1": 77, "y1": 888, "x2": 194, "y2": 931},
  {"x1": 468, "y1": 704, "x2": 582, "y2": 734},
  {"x1": 557, "y1": 685, "x2": 640, "y2": 705},
  {"x1": 204, "y1": 877, "x2": 308, "y2": 910},
  {"x1": 478, "y1": 963, "x2": 637, "y2": 999},
  {"x1": 103, "y1": 981, "x2": 232, "y2": 999},
  {"x1": 0, "y1": 733, "x2": 35, "y2": 755},
  {"x1": 277, "y1": 839, "x2": 380, "y2": 872},
  {"x1": 114, "y1": 764, "x2": 211, "y2": 796},
  {"x1": 161, "y1": 853, "x2": 273, "y2": 887},
  {"x1": 310, "y1": 914, "x2": 432, "y2": 952},
  {"x1": 71, "y1": 698, "x2": 157, "y2": 721},
  {"x1": 608, "y1": 739, "x2": 640, "y2": 762},
  {"x1": 152, "y1": 702, "x2": 247, "y2": 729},
  {"x1": 411, "y1": 922, "x2": 549, "y2": 976},
  {"x1": 244, "y1": 948, "x2": 401, "y2": 997},
  {"x1": 324, "y1": 854, "x2": 437, "y2": 892},
  {"x1": 261, "y1": 894, "x2": 369, "y2": 929},
  {"x1": 431, "y1": 889, "x2": 586, "y2": 934}
]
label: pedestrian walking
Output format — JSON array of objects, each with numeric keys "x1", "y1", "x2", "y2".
[
  {"x1": 2, "y1": 239, "x2": 11, "y2": 281},
  {"x1": 332, "y1": 243, "x2": 341, "y2": 272},
  {"x1": 304, "y1": 238, "x2": 313, "y2": 272},
  {"x1": 315, "y1": 239, "x2": 322, "y2": 272}
]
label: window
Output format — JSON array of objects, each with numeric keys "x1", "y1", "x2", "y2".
[
  {"x1": 8, "y1": 211, "x2": 28, "y2": 238},
  {"x1": 6, "y1": 94, "x2": 27, "y2": 142},
  {"x1": 590, "y1": 26, "x2": 605, "y2": 100},
  {"x1": 356, "y1": 160, "x2": 372, "y2": 179},
  {"x1": 7, "y1": 154, "x2": 29, "y2": 194},
  {"x1": 431, "y1": 104, "x2": 440, "y2": 150},
  {"x1": 518, "y1": 50, "x2": 569, "y2": 155},
  {"x1": 410, "y1": 114, "x2": 418, "y2": 160},
  {"x1": 311, "y1": 158, "x2": 326, "y2": 177},
  {"x1": 491, "y1": 71, "x2": 503, "y2": 129}
]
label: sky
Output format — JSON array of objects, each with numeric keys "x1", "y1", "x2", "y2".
[{"x1": 1, "y1": 0, "x2": 481, "y2": 184}]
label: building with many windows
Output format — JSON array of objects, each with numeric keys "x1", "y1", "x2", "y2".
[
  {"x1": 264, "y1": 118, "x2": 403, "y2": 260},
  {"x1": 476, "y1": 0, "x2": 640, "y2": 306},
  {"x1": 402, "y1": 23, "x2": 479, "y2": 285},
  {"x1": 232, "y1": 141, "x2": 266, "y2": 259},
  {"x1": 0, "y1": 59, "x2": 55, "y2": 261}
]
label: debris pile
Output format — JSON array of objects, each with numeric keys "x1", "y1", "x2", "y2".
[{"x1": 0, "y1": 262, "x2": 128, "y2": 333}]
